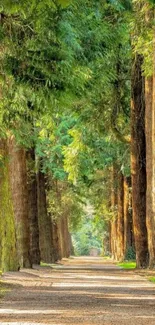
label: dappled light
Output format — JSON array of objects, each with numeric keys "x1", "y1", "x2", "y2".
[
  {"x1": 0, "y1": 257, "x2": 155, "y2": 324},
  {"x1": 1, "y1": 0, "x2": 155, "y2": 324}
]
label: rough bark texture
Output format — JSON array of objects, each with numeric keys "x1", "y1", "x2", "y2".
[
  {"x1": 145, "y1": 75, "x2": 155, "y2": 268},
  {"x1": 131, "y1": 55, "x2": 148, "y2": 268},
  {"x1": 64, "y1": 215, "x2": 70, "y2": 258},
  {"x1": 52, "y1": 220, "x2": 62, "y2": 261},
  {"x1": 69, "y1": 233, "x2": 74, "y2": 256},
  {"x1": 124, "y1": 177, "x2": 133, "y2": 255},
  {"x1": 110, "y1": 165, "x2": 118, "y2": 260},
  {"x1": 59, "y1": 216, "x2": 70, "y2": 258},
  {"x1": 8, "y1": 137, "x2": 31, "y2": 268},
  {"x1": 27, "y1": 149, "x2": 40, "y2": 265},
  {"x1": 103, "y1": 222, "x2": 111, "y2": 256},
  {"x1": 0, "y1": 139, "x2": 18, "y2": 271},
  {"x1": 117, "y1": 172, "x2": 124, "y2": 261},
  {"x1": 37, "y1": 170, "x2": 54, "y2": 263}
]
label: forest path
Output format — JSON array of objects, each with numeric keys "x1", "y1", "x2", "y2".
[{"x1": 0, "y1": 256, "x2": 155, "y2": 325}]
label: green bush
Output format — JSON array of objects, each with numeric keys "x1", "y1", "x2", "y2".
[{"x1": 125, "y1": 246, "x2": 136, "y2": 260}]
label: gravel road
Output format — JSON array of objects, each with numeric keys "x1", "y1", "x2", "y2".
[{"x1": 0, "y1": 257, "x2": 155, "y2": 325}]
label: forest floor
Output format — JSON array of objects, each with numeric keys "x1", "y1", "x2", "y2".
[{"x1": 0, "y1": 257, "x2": 155, "y2": 325}]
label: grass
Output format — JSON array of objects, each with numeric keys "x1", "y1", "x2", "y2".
[
  {"x1": 149, "y1": 277, "x2": 155, "y2": 283},
  {"x1": 40, "y1": 262, "x2": 53, "y2": 267},
  {"x1": 40, "y1": 262, "x2": 63, "y2": 268},
  {"x1": 118, "y1": 261, "x2": 136, "y2": 269}
]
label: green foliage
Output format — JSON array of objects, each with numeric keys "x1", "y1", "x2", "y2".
[
  {"x1": 36, "y1": 115, "x2": 75, "y2": 180},
  {"x1": 147, "y1": 0, "x2": 155, "y2": 5},
  {"x1": 118, "y1": 261, "x2": 136, "y2": 269},
  {"x1": 131, "y1": 1, "x2": 154, "y2": 77},
  {"x1": 72, "y1": 213, "x2": 105, "y2": 256},
  {"x1": 57, "y1": 0, "x2": 72, "y2": 7},
  {"x1": 125, "y1": 246, "x2": 136, "y2": 260},
  {"x1": 0, "y1": 0, "x2": 137, "y2": 267}
]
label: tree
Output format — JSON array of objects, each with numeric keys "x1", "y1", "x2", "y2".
[
  {"x1": 0, "y1": 139, "x2": 18, "y2": 272},
  {"x1": 8, "y1": 137, "x2": 31, "y2": 268},
  {"x1": 131, "y1": 54, "x2": 148, "y2": 268}
]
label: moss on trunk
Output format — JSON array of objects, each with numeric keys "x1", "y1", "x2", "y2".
[
  {"x1": 8, "y1": 137, "x2": 31, "y2": 268},
  {"x1": 0, "y1": 139, "x2": 18, "y2": 272}
]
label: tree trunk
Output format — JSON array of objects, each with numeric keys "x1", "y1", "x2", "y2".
[
  {"x1": 117, "y1": 172, "x2": 124, "y2": 261},
  {"x1": 103, "y1": 222, "x2": 111, "y2": 256},
  {"x1": 69, "y1": 233, "x2": 74, "y2": 256},
  {"x1": 0, "y1": 139, "x2": 18, "y2": 271},
  {"x1": 145, "y1": 75, "x2": 155, "y2": 268},
  {"x1": 52, "y1": 219, "x2": 62, "y2": 261},
  {"x1": 131, "y1": 54, "x2": 148, "y2": 268},
  {"x1": 60, "y1": 215, "x2": 70, "y2": 258},
  {"x1": 124, "y1": 177, "x2": 133, "y2": 256},
  {"x1": 27, "y1": 149, "x2": 40, "y2": 265},
  {"x1": 144, "y1": 5, "x2": 155, "y2": 269},
  {"x1": 37, "y1": 169, "x2": 54, "y2": 263},
  {"x1": 110, "y1": 165, "x2": 118, "y2": 260},
  {"x1": 64, "y1": 215, "x2": 70, "y2": 258},
  {"x1": 8, "y1": 137, "x2": 31, "y2": 268},
  {"x1": 58, "y1": 217, "x2": 65, "y2": 258}
]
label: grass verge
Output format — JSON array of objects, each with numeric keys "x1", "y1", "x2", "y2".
[
  {"x1": 148, "y1": 277, "x2": 155, "y2": 283},
  {"x1": 118, "y1": 261, "x2": 136, "y2": 269}
]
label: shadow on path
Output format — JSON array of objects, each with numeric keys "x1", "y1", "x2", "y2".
[{"x1": 0, "y1": 257, "x2": 155, "y2": 325}]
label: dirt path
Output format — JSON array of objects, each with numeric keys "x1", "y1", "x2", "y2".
[{"x1": 0, "y1": 257, "x2": 155, "y2": 325}]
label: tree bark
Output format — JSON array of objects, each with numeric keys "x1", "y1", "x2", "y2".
[
  {"x1": 27, "y1": 149, "x2": 40, "y2": 265},
  {"x1": 117, "y1": 172, "x2": 124, "y2": 261},
  {"x1": 110, "y1": 165, "x2": 118, "y2": 260},
  {"x1": 145, "y1": 75, "x2": 155, "y2": 268},
  {"x1": 52, "y1": 219, "x2": 62, "y2": 261},
  {"x1": 131, "y1": 54, "x2": 148, "y2": 268},
  {"x1": 69, "y1": 233, "x2": 74, "y2": 256},
  {"x1": 8, "y1": 137, "x2": 31, "y2": 268},
  {"x1": 37, "y1": 169, "x2": 54, "y2": 263},
  {"x1": 0, "y1": 139, "x2": 18, "y2": 271},
  {"x1": 124, "y1": 177, "x2": 133, "y2": 255},
  {"x1": 61, "y1": 216, "x2": 70, "y2": 258},
  {"x1": 143, "y1": 5, "x2": 155, "y2": 269}
]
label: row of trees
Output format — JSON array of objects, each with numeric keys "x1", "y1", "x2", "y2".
[
  {"x1": 0, "y1": 137, "x2": 73, "y2": 271},
  {"x1": 0, "y1": 0, "x2": 155, "y2": 271},
  {"x1": 107, "y1": 0, "x2": 155, "y2": 268},
  {"x1": 0, "y1": 0, "x2": 82, "y2": 271}
]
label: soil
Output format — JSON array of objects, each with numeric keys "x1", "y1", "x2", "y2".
[{"x1": 0, "y1": 256, "x2": 155, "y2": 325}]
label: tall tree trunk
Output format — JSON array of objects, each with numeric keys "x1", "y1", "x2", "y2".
[
  {"x1": 0, "y1": 139, "x2": 18, "y2": 271},
  {"x1": 110, "y1": 165, "x2": 118, "y2": 260},
  {"x1": 52, "y1": 219, "x2": 62, "y2": 261},
  {"x1": 64, "y1": 215, "x2": 70, "y2": 258},
  {"x1": 60, "y1": 215, "x2": 70, "y2": 258},
  {"x1": 37, "y1": 169, "x2": 54, "y2": 263},
  {"x1": 117, "y1": 172, "x2": 124, "y2": 261},
  {"x1": 144, "y1": 5, "x2": 155, "y2": 269},
  {"x1": 8, "y1": 137, "x2": 31, "y2": 268},
  {"x1": 145, "y1": 75, "x2": 155, "y2": 268},
  {"x1": 124, "y1": 177, "x2": 133, "y2": 256},
  {"x1": 58, "y1": 217, "x2": 65, "y2": 258},
  {"x1": 27, "y1": 149, "x2": 40, "y2": 265},
  {"x1": 131, "y1": 54, "x2": 148, "y2": 268},
  {"x1": 69, "y1": 233, "x2": 74, "y2": 256},
  {"x1": 103, "y1": 222, "x2": 111, "y2": 256}
]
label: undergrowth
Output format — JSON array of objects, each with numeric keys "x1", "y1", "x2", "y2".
[
  {"x1": 118, "y1": 261, "x2": 136, "y2": 269},
  {"x1": 149, "y1": 277, "x2": 155, "y2": 283}
]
